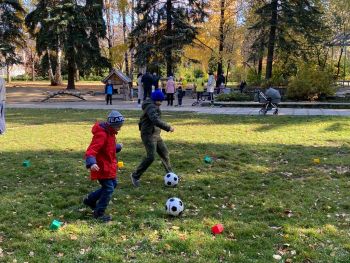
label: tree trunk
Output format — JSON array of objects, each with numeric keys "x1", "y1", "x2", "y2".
[
  {"x1": 217, "y1": 0, "x2": 225, "y2": 76},
  {"x1": 67, "y1": 57, "x2": 76, "y2": 90},
  {"x1": 336, "y1": 48, "x2": 343, "y2": 79},
  {"x1": 166, "y1": 0, "x2": 173, "y2": 76},
  {"x1": 105, "y1": 0, "x2": 113, "y2": 71},
  {"x1": 265, "y1": 0, "x2": 278, "y2": 80},
  {"x1": 47, "y1": 49, "x2": 56, "y2": 86},
  {"x1": 226, "y1": 60, "x2": 230, "y2": 85},
  {"x1": 31, "y1": 62, "x2": 35, "y2": 81},
  {"x1": 31, "y1": 53, "x2": 35, "y2": 82},
  {"x1": 6, "y1": 65, "x2": 11, "y2": 83},
  {"x1": 258, "y1": 36, "x2": 264, "y2": 77},
  {"x1": 123, "y1": 10, "x2": 129, "y2": 76},
  {"x1": 76, "y1": 69, "x2": 80, "y2": 82},
  {"x1": 130, "y1": 0, "x2": 135, "y2": 80},
  {"x1": 54, "y1": 44, "x2": 63, "y2": 85}
]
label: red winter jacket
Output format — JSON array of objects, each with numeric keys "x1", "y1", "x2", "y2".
[{"x1": 85, "y1": 122, "x2": 118, "y2": 180}]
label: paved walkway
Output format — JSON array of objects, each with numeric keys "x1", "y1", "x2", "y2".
[{"x1": 7, "y1": 99, "x2": 350, "y2": 116}]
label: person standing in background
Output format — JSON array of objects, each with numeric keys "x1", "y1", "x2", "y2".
[
  {"x1": 105, "y1": 80, "x2": 113, "y2": 105},
  {"x1": 153, "y1": 72, "x2": 160, "y2": 90},
  {"x1": 195, "y1": 76, "x2": 204, "y2": 102},
  {"x1": 142, "y1": 72, "x2": 154, "y2": 100},
  {"x1": 216, "y1": 72, "x2": 225, "y2": 94},
  {"x1": 137, "y1": 73, "x2": 143, "y2": 106},
  {"x1": 166, "y1": 76, "x2": 176, "y2": 106},
  {"x1": 207, "y1": 72, "x2": 215, "y2": 104}
]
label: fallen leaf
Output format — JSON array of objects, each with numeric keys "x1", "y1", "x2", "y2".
[
  {"x1": 165, "y1": 244, "x2": 171, "y2": 250},
  {"x1": 70, "y1": 235, "x2": 78, "y2": 240}
]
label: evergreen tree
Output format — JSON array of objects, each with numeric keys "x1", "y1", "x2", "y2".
[
  {"x1": 26, "y1": 0, "x2": 109, "y2": 89},
  {"x1": 131, "y1": 0, "x2": 208, "y2": 76},
  {"x1": 0, "y1": 0, "x2": 25, "y2": 67},
  {"x1": 248, "y1": 0, "x2": 328, "y2": 80}
]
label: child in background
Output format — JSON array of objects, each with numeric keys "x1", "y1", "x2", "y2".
[
  {"x1": 83, "y1": 110, "x2": 124, "y2": 222},
  {"x1": 176, "y1": 86, "x2": 184, "y2": 107},
  {"x1": 105, "y1": 80, "x2": 113, "y2": 105},
  {"x1": 195, "y1": 77, "x2": 204, "y2": 102}
]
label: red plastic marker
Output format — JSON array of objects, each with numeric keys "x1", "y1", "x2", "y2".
[{"x1": 211, "y1": 224, "x2": 224, "y2": 235}]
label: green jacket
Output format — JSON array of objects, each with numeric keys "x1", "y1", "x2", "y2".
[
  {"x1": 195, "y1": 78, "x2": 204, "y2": 92},
  {"x1": 139, "y1": 99, "x2": 171, "y2": 135}
]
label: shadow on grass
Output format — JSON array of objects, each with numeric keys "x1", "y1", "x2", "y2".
[{"x1": 0, "y1": 139, "x2": 349, "y2": 262}]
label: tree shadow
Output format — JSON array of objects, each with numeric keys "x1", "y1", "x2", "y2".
[{"x1": 1, "y1": 135, "x2": 349, "y2": 261}]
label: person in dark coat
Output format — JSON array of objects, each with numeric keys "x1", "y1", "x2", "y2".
[
  {"x1": 130, "y1": 90, "x2": 175, "y2": 187},
  {"x1": 141, "y1": 72, "x2": 154, "y2": 100},
  {"x1": 152, "y1": 72, "x2": 160, "y2": 90},
  {"x1": 216, "y1": 73, "x2": 225, "y2": 94},
  {"x1": 239, "y1": 81, "x2": 247, "y2": 93}
]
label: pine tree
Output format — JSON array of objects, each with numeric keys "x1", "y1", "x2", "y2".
[
  {"x1": 0, "y1": 0, "x2": 25, "y2": 67},
  {"x1": 131, "y1": 0, "x2": 208, "y2": 76},
  {"x1": 26, "y1": 0, "x2": 109, "y2": 89},
  {"x1": 248, "y1": 0, "x2": 328, "y2": 80}
]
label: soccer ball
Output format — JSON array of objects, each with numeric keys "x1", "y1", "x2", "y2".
[
  {"x1": 164, "y1": 172, "x2": 179, "y2": 187},
  {"x1": 165, "y1": 197, "x2": 184, "y2": 216}
]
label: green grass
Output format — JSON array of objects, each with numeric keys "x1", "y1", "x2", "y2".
[{"x1": 0, "y1": 109, "x2": 350, "y2": 262}]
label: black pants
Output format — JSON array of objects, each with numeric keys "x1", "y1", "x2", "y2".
[
  {"x1": 208, "y1": 92, "x2": 214, "y2": 103},
  {"x1": 144, "y1": 87, "x2": 152, "y2": 100},
  {"x1": 197, "y1": 92, "x2": 203, "y2": 101},
  {"x1": 178, "y1": 97, "x2": 183, "y2": 106},
  {"x1": 106, "y1": 94, "x2": 112, "y2": 105},
  {"x1": 167, "y1": 93, "x2": 174, "y2": 106}
]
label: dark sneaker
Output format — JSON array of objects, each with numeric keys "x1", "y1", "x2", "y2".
[
  {"x1": 93, "y1": 213, "x2": 112, "y2": 223},
  {"x1": 83, "y1": 197, "x2": 96, "y2": 210},
  {"x1": 130, "y1": 173, "x2": 140, "y2": 187}
]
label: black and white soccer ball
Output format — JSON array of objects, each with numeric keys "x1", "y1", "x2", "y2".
[
  {"x1": 164, "y1": 172, "x2": 179, "y2": 187},
  {"x1": 165, "y1": 197, "x2": 184, "y2": 216}
]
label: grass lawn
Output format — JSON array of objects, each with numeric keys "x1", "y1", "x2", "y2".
[{"x1": 0, "y1": 109, "x2": 350, "y2": 263}]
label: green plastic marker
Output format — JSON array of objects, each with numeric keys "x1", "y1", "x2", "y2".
[
  {"x1": 49, "y1": 220, "x2": 62, "y2": 230},
  {"x1": 204, "y1": 156, "x2": 212, "y2": 164},
  {"x1": 23, "y1": 160, "x2": 31, "y2": 167}
]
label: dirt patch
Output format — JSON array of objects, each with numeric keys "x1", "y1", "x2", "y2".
[{"x1": 6, "y1": 81, "x2": 104, "y2": 103}]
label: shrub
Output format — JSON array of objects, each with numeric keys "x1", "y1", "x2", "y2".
[
  {"x1": 246, "y1": 69, "x2": 262, "y2": 86},
  {"x1": 216, "y1": 92, "x2": 253, "y2": 102},
  {"x1": 287, "y1": 63, "x2": 336, "y2": 101}
]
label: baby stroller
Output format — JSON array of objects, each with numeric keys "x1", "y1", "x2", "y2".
[{"x1": 255, "y1": 87, "x2": 281, "y2": 115}]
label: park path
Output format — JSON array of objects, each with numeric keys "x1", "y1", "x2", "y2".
[{"x1": 6, "y1": 98, "x2": 350, "y2": 116}]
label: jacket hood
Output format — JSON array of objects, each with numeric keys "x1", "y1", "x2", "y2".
[
  {"x1": 142, "y1": 99, "x2": 155, "y2": 110},
  {"x1": 91, "y1": 122, "x2": 118, "y2": 135},
  {"x1": 91, "y1": 122, "x2": 106, "y2": 134}
]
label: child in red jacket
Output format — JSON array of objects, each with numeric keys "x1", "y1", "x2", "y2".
[{"x1": 83, "y1": 110, "x2": 124, "y2": 222}]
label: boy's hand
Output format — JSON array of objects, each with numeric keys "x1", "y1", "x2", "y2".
[
  {"x1": 90, "y1": 164, "x2": 100, "y2": 172},
  {"x1": 169, "y1": 127, "x2": 175, "y2": 132}
]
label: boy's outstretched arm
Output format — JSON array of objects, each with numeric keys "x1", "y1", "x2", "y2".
[{"x1": 146, "y1": 105, "x2": 172, "y2": 132}]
